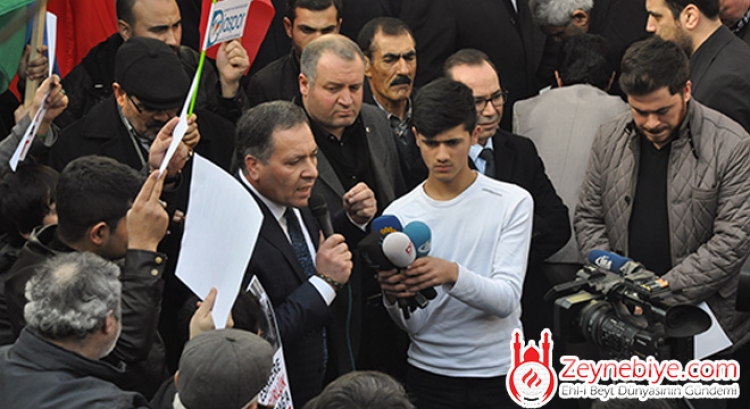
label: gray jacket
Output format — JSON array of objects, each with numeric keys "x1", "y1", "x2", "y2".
[
  {"x1": 574, "y1": 100, "x2": 750, "y2": 348},
  {"x1": 312, "y1": 103, "x2": 406, "y2": 216},
  {"x1": 0, "y1": 114, "x2": 57, "y2": 174}
]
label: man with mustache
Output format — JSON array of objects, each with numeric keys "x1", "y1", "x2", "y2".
[
  {"x1": 358, "y1": 17, "x2": 428, "y2": 190},
  {"x1": 444, "y1": 49, "x2": 570, "y2": 341},
  {"x1": 575, "y1": 37, "x2": 750, "y2": 407}
]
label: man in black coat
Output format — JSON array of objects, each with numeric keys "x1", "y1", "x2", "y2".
[
  {"x1": 445, "y1": 49, "x2": 571, "y2": 339},
  {"x1": 647, "y1": 0, "x2": 750, "y2": 132},
  {"x1": 235, "y1": 101, "x2": 375, "y2": 408}
]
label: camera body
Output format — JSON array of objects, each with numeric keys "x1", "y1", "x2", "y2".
[{"x1": 550, "y1": 264, "x2": 710, "y2": 364}]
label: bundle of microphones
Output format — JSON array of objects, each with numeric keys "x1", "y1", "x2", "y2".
[{"x1": 359, "y1": 215, "x2": 437, "y2": 319}]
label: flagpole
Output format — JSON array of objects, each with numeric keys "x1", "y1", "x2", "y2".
[
  {"x1": 24, "y1": 0, "x2": 47, "y2": 107},
  {"x1": 188, "y1": 0, "x2": 217, "y2": 116}
]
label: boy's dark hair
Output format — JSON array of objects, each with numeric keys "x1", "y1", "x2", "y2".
[
  {"x1": 56, "y1": 156, "x2": 143, "y2": 244},
  {"x1": 413, "y1": 78, "x2": 476, "y2": 138},
  {"x1": 619, "y1": 36, "x2": 690, "y2": 96},
  {"x1": 558, "y1": 34, "x2": 615, "y2": 90},
  {"x1": 0, "y1": 163, "x2": 59, "y2": 247}
]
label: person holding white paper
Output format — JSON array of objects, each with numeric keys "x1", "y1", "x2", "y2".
[
  {"x1": 0, "y1": 75, "x2": 67, "y2": 174},
  {"x1": 50, "y1": 36, "x2": 236, "y2": 371}
]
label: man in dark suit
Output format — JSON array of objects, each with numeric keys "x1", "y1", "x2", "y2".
[
  {"x1": 400, "y1": 0, "x2": 546, "y2": 130},
  {"x1": 647, "y1": 0, "x2": 750, "y2": 131},
  {"x1": 445, "y1": 49, "x2": 570, "y2": 340},
  {"x1": 235, "y1": 101, "x2": 376, "y2": 408}
]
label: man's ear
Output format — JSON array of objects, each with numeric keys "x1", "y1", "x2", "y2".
[
  {"x1": 117, "y1": 20, "x2": 132, "y2": 41},
  {"x1": 364, "y1": 56, "x2": 373, "y2": 78},
  {"x1": 283, "y1": 17, "x2": 293, "y2": 39},
  {"x1": 244, "y1": 155, "x2": 261, "y2": 182},
  {"x1": 471, "y1": 126, "x2": 480, "y2": 145},
  {"x1": 571, "y1": 9, "x2": 590, "y2": 30},
  {"x1": 89, "y1": 222, "x2": 110, "y2": 247},
  {"x1": 174, "y1": 371, "x2": 180, "y2": 388},
  {"x1": 100, "y1": 312, "x2": 118, "y2": 336},
  {"x1": 683, "y1": 80, "x2": 692, "y2": 103},
  {"x1": 681, "y1": 4, "x2": 701, "y2": 30},
  {"x1": 113, "y1": 83, "x2": 127, "y2": 109},
  {"x1": 299, "y1": 73, "x2": 310, "y2": 99},
  {"x1": 554, "y1": 70, "x2": 563, "y2": 88}
]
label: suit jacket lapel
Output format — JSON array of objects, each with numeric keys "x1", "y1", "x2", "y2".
[
  {"x1": 363, "y1": 115, "x2": 396, "y2": 207},
  {"x1": 493, "y1": 132, "x2": 515, "y2": 182},
  {"x1": 237, "y1": 175, "x2": 308, "y2": 282},
  {"x1": 315, "y1": 150, "x2": 346, "y2": 199}
]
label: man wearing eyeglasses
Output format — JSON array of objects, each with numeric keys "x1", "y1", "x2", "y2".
[
  {"x1": 444, "y1": 49, "x2": 570, "y2": 340},
  {"x1": 48, "y1": 37, "x2": 236, "y2": 371}
]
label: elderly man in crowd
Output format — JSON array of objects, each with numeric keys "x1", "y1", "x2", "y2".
[{"x1": 0, "y1": 252, "x2": 150, "y2": 408}]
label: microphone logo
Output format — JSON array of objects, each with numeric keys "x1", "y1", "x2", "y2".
[
  {"x1": 405, "y1": 242, "x2": 414, "y2": 256},
  {"x1": 379, "y1": 226, "x2": 398, "y2": 235},
  {"x1": 418, "y1": 242, "x2": 431, "y2": 254},
  {"x1": 594, "y1": 256, "x2": 612, "y2": 271}
]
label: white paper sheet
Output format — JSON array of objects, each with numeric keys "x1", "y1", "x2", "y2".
[
  {"x1": 46, "y1": 12, "x2": 56, "y2": 78},
  {"x1": 694, "y1": 301, "x2": 732, "y2": 359},
  {"x1": 176, "y1": 154, "x2": 263, "y2": 329},
  {"x1": 9, "y1": 12, "x2": 57, "y2": 172},
  {"x1": 158, "y1": 70, "x2": 200, "y2": 177}
]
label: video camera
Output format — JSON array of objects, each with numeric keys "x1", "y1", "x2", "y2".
[{"x1": 546, "y1": 250, "x2": 711, "y2": 364}]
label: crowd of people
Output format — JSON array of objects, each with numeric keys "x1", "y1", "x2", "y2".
[{"x1": 2, "y1": 0, "x2": 750, "y2": 408}]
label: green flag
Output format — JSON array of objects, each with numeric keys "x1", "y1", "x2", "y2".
[{"x1": 0, "y1": 1, "x2": 36, "y2": 93}]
